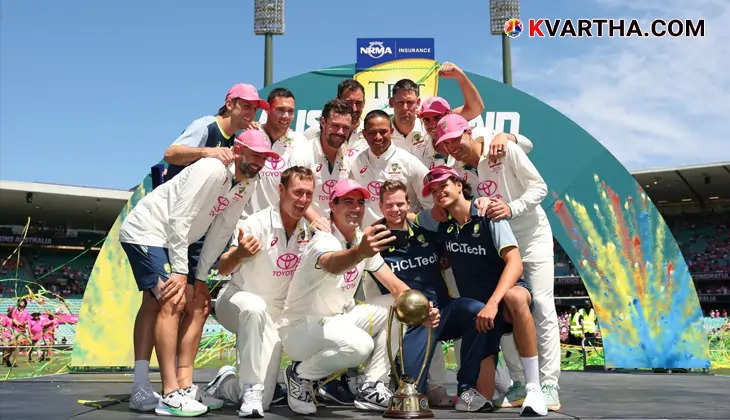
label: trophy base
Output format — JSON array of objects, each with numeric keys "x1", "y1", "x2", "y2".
[{"x1": 383, "y1": 392, "x2": 434, "y2": 419}]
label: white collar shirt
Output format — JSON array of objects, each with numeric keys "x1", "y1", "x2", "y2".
[
  {"x1": 228, "y1": 206, "x2": 313, "y2": 319},
  {"x1": 349, "y1": 144, "x2": 434, "y2": 226},
  {"x1": 119, "y1": 158, "x2": 257, "y2": 277},
  {"x1": 281, "y1": 222, "x2": 384, "y2": 325}
]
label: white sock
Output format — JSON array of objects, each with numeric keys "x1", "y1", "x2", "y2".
[
  {"x1": 520, "y1": 356, "x2": 539, "y2": 389},
  {"x1": 134, "y1": 360, "x2": 151, "y2": 387}
]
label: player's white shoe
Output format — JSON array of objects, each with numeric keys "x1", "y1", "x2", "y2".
[
  {"x1": 520, "y1": 383, "x2": 548, "y2": 417},
  {"x1": 285, "y1": 363, "x2": 316, "y2": 415},
  {"x1": 155, "y1": 389, "x2": 208, "y2": 417},
  {"x1": 239, "y1": 384, "x2": 265, "y2": 418}
]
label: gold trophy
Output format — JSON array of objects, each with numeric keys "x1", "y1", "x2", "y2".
[{"x1": 383, "y1": 289, "x2": 434, "y2": 419}]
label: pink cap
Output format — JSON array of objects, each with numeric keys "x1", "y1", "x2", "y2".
[
  {"x1": 419, "y1": 96, "x2": 451, "y2": 118},
  {"x1": 435, "y1": 113, "x2": 470, "y2": 146},
  {"x1": 234, "y1": 129, "x2": 280, "y2": 159},
  {"x1": 422, "y1": 165, "x2": 460, "y2": 196},
  {"x1": 226, "y1": 83, "x2": 269, "y2": 110},
  {"x1": 329, "y1": 179, "x2": 370, "y2": 202}
]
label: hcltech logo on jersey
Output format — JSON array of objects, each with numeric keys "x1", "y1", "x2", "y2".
[{"x1": 356, "y1": 38, "x2": 434, "y2": 70}]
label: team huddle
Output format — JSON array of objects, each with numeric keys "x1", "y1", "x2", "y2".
[{"x1": 118, "y1": 63, "x2": 561, "y2": 417}]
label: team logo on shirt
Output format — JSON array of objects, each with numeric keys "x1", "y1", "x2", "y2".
[
  {"x1": 472, "y1": 224, "x2": 481, "y2": 238},
  {"x1": 342, "y1": 267, "x2": 359, "y2": 290},
  {"x1": 412, "y1": 133, "x2": 424, "y2": 146},
  {"x1": 321, "y1": 179, "x2": 338, "y2": 201},
  {"x1": 367, "y1": 181, "x2": 383, "y2": 200},
  {"x1": 387, "y1": 163, "x2": 402, "y2": 176},
  {"x1": 274, "y1": 253, "x2": 300, "y2": 277},
  {"x1": 209, "y1": 195, "x2": 231, "y2": 217},
  {"x1": 477, "y1": 180, "x2": 502, "y2": 199}
]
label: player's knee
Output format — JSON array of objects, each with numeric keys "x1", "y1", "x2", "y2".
[
  {"x1": 504, "y1": 287, "x2": 529, "y2": 314},
  {"x1": 342, "y1": 334, "x2": 374, "y2": 367},
  {"x1": 239, "y1": 297, "x2": 267, "y2": 322}
]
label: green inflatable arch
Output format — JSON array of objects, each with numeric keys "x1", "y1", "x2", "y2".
[{"x1": 72, "y1": 64, "x2": 709, "y2": 369}]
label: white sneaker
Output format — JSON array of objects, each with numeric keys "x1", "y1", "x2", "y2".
[
  {"x1": 239, "y1": 384, "x2": 264, "y2": 418},
  {"x1": 203, "y1": 365, "x2": 236, "y2": 399},
  {"x1": 520, "y1": 383, "x2": 548, "y2": 417},
  {"x1": 181, "y1": 383, "x2": 224, "y2": 410},
  {"x1": 354, "y1": 381, "x2": 392, "y2": 411},
  {"x1": 129, "y1": 383, "x2": 160, "y2": 412},
  {"x1": 155, "y1": 389, "x2": 208, "y2": 417},
  {"x1": 455, "y1": 388, "x2": 493, "y2": 412},
  {"x1": 285, "y1": 363, "x2": 316, "y2": 415}
]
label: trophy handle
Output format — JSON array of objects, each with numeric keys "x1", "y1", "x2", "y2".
[
  {"x1": 414, "y1": 326, "x2": 432, "y2": 386},
  {"x1": 386, "y1": 306, "x2": 401, "y2": 383}
]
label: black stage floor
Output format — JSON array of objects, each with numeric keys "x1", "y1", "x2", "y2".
[{"x1": 2, "y1": 369, "x2": 730, "y2": 419}]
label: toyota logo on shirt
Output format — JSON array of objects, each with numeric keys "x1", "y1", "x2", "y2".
[
  {"x1": 276, "y1": 253, "x2": 300, "y2": 270},
  {"x1": 322, "y1": 179, "x2": 337, "y2": 195},
  {"x1": 477, "y1": 180, "x2": 500, "y2": 198},
  {"x1": 342, "y1": 267, "x2": 359, "y2": 290},
  {"x1": 367, "y1": 181, "x2": 383, "y2": 198},
  {"x1": 265, "y1": 156, "x2": 286, "y2": 170}
]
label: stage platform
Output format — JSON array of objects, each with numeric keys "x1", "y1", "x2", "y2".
[{"x1": 2, "y1": 369, "x2": 729, "y2": 419}]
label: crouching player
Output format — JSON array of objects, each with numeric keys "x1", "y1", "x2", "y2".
[
  {"x1": 202, "y1": 166, "x2": 316, "y2": 418},
  {"x1": 279, "y1": 179, "x2": 439, "y2": 415},
  {"x1": 415, "y1": 166, "x2": 547, "y2": 416}
]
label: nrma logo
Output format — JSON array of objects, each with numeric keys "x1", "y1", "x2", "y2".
[{"x1": 360, "y1": 41, "x2": 393, "y2": 59}]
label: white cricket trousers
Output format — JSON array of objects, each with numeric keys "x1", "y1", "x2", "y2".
[
  {"x1": 280, "y1": 294, "x2": 393, "y2": 382},
  {"x1": 214, "y1": 283, "x2": 281, "y2": 409},
  {"x1": 500, "y1": 258, "x2": 561, "y2": 386}
]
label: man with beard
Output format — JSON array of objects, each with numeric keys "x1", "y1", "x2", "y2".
[
  {"x1": 245, "y1": 88, "x2": 308, "y2": 215},
  {"x1": 279, "y1": 179, "x2": 439, "y2": 415},
  {"x1": 436, "y1": 112, "x2": 559, "y2": 411},
  {"x1": 290, "y1": 99, "x2": 355, "y2": 217},
  {"x1": 120, "y1": 129, "x2": 277, "y2": 416},
  {"x1": 142, "y1": 83, "x2": 269, "y2": 413},
  {"x1": 304, "y1": 79, "x2": 368, "y2": 158},
  {"x1": 202, "y1": 166, "x2": 315, "y2": 418},
  {"x1": 389, "y1": 63, "x2": 484, "y2": 162}
]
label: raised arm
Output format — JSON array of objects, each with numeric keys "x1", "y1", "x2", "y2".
[{"x1": 440, "y1": 62, "x2": 485, "y2": 121}]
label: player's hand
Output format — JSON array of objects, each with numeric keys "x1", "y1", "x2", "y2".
[
  {"x1": 476, "y1": 301, "x2": 498, "y2": 332},
  {"x1": 235, "y1": 229, "x2": 261, "y2": 258},
  {"x1": 488, "y1": 133, "x2": 513, "y2": 163},
  {"x1": 438, "y1": 62, "x2": 464, "y2": 79},
  {"x1": 205, "y1": 147, "x2": 235, "y2": 166},
  {"x1": 423, "y1": 301, "x2": 441, "y2": 328},
  {"x1": 162, "y1": 273, "x2": 187, "y2": 304},
  {"x1": 486, "y1": 198, "x2": 512, "y2": 221},
  {"x1": 431, "y1": 205, "x2": 448, "y2": 222},
  {"x1": 358, "y1": 224, "x2": 395, "y2": 258},
  {"x1": 246, "y1": 120, "x2": 260, "y2": 130},
  {"x1": 310, "y1": 216, "x2": 331, "y2": 233},
  {"x1": 474, "y1": 197, "x2": 492, "y2": 217}
]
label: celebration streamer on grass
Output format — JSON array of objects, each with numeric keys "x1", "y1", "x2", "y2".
[{"x1": 552, "y1": 174, "x2": 709, "y2": 369}]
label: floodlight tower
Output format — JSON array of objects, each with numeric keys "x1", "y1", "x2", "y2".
[
  {"x1": 489, "y1": 0, "x2": 520, "y2": 86},
  {"x1": 254, "y1": 0, "x2": 285, "y2": 87}
]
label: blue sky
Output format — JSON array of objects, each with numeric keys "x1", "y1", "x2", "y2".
[{"x1": 1, "y1": 0, "x2": 727, "y2": 190}]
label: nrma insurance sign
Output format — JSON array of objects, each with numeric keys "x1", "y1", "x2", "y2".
[{"x1": 356, "y1": 38, "x2": 434, "y2": 70}]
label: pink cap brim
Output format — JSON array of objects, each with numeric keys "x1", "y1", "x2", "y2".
[
  {"x1": 422, "y1": 173, "x2": 452, "y2": 197},
  {"x1": 332, "y1": 185, "x2": 371, "y2": 201},
  {"x1": 419, "y1": 109, "x2": 446, "y2": 118},
  {"x1": 435, "y1": 129, "x2": 467, "y2": 147}
]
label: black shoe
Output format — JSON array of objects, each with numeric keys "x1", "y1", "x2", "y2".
[
  {"x1": 271, "y1": 382, "x2": 287, "y2": 405},
  {"x1": 317, "y1": 374, "x2": 356, "y2": 406}
]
